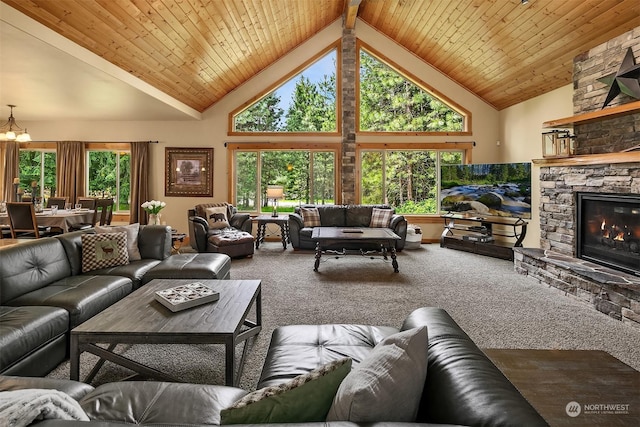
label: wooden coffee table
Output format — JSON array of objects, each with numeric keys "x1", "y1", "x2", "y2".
[
  {"x1": 485, "y1": 349, "x2": 640, "y2": 426},
  {"x1": 70, "y1": 279, "x2": 261, "y2": 387},
  {"x1": 311, "y1": 227, "x2": 401, "y2": 272}
]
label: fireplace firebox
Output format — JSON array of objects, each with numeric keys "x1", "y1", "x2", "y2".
[{"x1": 576, "y1": 192, "x2": 640, "y2": 276}]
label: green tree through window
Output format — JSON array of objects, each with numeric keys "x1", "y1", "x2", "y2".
[
  {"x1": 361, "y1": 150, "x2": 463, "y2": 214},
  {"x1": 233, "y1": 50, "x2": 337, "y2": 132},
  {"x1": 359, "y1": 50, "x2": 464, "y2": 132}
]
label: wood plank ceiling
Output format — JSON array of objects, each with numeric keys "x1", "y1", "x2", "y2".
[{"x1": 3, "y1": 0, "x2": 640, "y2": 112}]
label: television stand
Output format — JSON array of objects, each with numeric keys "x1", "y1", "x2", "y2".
[{"x1": 440, "y1": 213, "x2": 528, "y2": 260}]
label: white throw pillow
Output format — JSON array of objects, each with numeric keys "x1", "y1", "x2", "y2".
[
  {"x1": 96, "y1": 223, "x2": 141, "y2": 261},
  {"x1": 205, "y1": 206, "x2": 230, "y2": 229},
  {"x1": 326, "y1": 326, "x2": 428, "y2": 422}
]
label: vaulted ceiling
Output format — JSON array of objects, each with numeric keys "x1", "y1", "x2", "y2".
[{"x1": 2, "y1": 0, "x2": 639, "y2": 121}]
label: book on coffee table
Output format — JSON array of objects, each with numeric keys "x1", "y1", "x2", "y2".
[{"x1": 154, "y1": 282, "x2": 220, "y2": 312}]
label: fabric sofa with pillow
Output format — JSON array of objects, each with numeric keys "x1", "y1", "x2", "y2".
[
  {"x1": 0, "y1": 307, "x2": 548, "y2": 426},
  {"x1": 288, "y1": 204, "x2": 408, "y2": 251},
  {"x1": 0, "y1": 225, "x2": 232, "y2": 377},
  {"x1": 188, "y1": 203, "x2": 255, "y2": 258}
]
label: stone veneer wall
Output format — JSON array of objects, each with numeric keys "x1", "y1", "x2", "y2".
[
  {"x1": 572, "y1": 27, "x2": 640, "y2": 154},
  {"x1": 341, "y1": 25, "x2": 356, "y2": 204},
  {"x1": 519, "y1": 27, "x2": 640, "y2": 328},
  {"x1": 539, "y1": 163, "x2": 640, "y2": 255}
]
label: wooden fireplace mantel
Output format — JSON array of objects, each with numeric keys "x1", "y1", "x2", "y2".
[
  {"x1": 532, "y1": 151, "x2": 640, "y2": 167},
  {"x1": 542, "y1": 100, "x2": 640, "y2": 128}
]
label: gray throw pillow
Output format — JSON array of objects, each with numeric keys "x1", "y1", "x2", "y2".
[
  {"x1": 326, "y1": 326, "x2": 428, "y2": 422},
  {"x1": 96, "y1": 223, "x2": 141, "y2": 261}
]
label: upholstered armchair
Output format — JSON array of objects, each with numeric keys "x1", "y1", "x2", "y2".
[{"x1": 187, "y1": 203, "x2": 254, "y2": 258}]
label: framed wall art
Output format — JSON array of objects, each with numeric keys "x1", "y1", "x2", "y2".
[{"x1": 165, "y1": 147, "x2": 213, "y2": 197}]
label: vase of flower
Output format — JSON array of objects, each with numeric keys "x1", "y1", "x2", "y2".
[
  {"x1": 149, "y1": 213, "x2": 161, "y2": 225},
  {"x1": 142, "y1": 200, "x2": 166, "y2": 225}
]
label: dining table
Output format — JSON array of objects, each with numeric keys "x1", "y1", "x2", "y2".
[{"x1": 0, "y1": 208, "x2": 95, "y2": 233}]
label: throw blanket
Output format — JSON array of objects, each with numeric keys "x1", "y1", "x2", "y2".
[{"x1": 0, "y1": 389, "x2": 89, "y2": 427}]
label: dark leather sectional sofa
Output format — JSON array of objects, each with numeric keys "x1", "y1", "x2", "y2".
[
  {"x1": 0, "y1": 226, "x2": 231, "y2": 377},
  {"x1": 0, "y1": 307, "x2": 548, "y2": 426},
  {"x1": 288, "y1": 204, "x2": 408, "y2": 251}
]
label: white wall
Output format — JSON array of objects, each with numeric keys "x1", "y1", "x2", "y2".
[{"x1": 498, "y1": 84, "x2": 574, "y2": 247}]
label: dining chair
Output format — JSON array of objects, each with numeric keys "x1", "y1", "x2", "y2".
[
  {"x1": 6, "y1": 202, "x2": 54, "y2": 238},
  {"x1": 77, "y1": 197, "x2": 97, "y2": 210},
  {"x1": 96, "y1": 198, "x2": 114, "y2": 226},
  {"x1": 46, "y1": 197, "x2": 68, "y2": 208}
]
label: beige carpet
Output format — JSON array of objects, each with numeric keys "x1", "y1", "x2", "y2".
[{"x1": 48, "y1": 242, "x2": 640, "y2": 390}]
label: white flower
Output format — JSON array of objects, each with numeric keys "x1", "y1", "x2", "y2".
[{"x1": 141, "y1": 200, "x2": 166, "y2": 214}]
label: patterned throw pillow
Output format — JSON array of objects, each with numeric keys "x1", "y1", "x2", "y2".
[
  {"x1": 300, "y1": 207, "x2": 321, "y2": 227},
  {"x1": 327, "y1": 327, "x2": 428, "y2": 422},
  {"x1": 205, "y1": 206, "x2": 230, "y2": 229},
  {"x1": 95, "y1": 223, "x2": 141, "y2": 261},
  {"x1": 220, "y1": 358, "x2": 352, "y2": 424},
  {"x1": 81, "y1": 232, "x2": 129, "y2": 273},
  {"x1": 369, "y1": 207, "x2": 393, "y2": 228}
]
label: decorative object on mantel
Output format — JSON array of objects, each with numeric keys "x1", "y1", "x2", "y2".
[
  {"x1": 141, "y1": 200, "x2": 166, "y2": 225},
  {"x1": 622, "y1": 143, "x2": 640, "y2": 152},
  {"x1": 597, "y1": 47, "x2": 640, "y2": 109},
  {"x1": 541, "y1": 129, "x2": 575, "y2": 158},
  {"x1": 0, "y1": 105, "x2": 31, "y2": 142}
]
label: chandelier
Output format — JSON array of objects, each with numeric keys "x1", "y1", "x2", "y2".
[{"x1": 0, "y1": 105, "x2": 31, "y2": 142}]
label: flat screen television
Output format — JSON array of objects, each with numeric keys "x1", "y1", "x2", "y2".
[{"x1": 440, "y1": 162, "x2": 532, "y2": 219}]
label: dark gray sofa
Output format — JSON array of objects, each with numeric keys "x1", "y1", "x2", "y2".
[
  {"x1": 0, "y1": 226, "x2": 231, "y2": 377},
  {"x1": 0, "y1": 307, "x2": 548, "y2": 426},
  {"x1": 289, "y1": 204, "x2": 408, "y2": 251}
]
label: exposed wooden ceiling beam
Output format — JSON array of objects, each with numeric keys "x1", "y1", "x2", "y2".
[{"x1": 345, "y1": 0, "x2": 361, "y2": 29}]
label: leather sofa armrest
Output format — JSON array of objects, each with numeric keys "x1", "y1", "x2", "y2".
[
  {"x1": 390, "y1": 214, "x2": 407, "y2": 251},
  {"x1": 0, "y1": 375, "x2": 95, "y2": 402},
  {"x1": 288, "y1": 213, "x2": 304, "y2": 248},
  {"x1": 80, "y1": 381, "x2": 247, "y2": 425},
  {"x1": 188, "y1": 216, "x2": 209, "y2": 252},
  {"x1": 138, "y1": 225, "x2": 172, "y2": 260},
  {"x1": 229, "y1": 213, "x2": 252, "y2": 233},
  {"x1": 402, "y1": 307, "x2": 548, "y2": 427}
]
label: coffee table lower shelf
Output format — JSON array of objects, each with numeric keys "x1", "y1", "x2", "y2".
[{"x1": 70, "y1": 279, "x2": 261, "y2": 387}]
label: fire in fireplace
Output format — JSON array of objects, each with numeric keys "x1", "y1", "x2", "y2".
[{"x1": 576, "y1": 192, "x2": 640, "y2": 276}]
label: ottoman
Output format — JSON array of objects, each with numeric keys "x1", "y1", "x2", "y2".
[
  {"x1": 208, "y1": 231, "x2": 255, "y2": 258},
  {"x1": 141, "y1": 253, "x2": 232, "y2": 285}
]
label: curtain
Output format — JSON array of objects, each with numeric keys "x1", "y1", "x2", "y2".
[
  {"x1": 130, "y1": 141, "x2": 150, "y2": 224},
  {"x1": 1, "y1": 141, "x2": 20, "y2": 202},
  {"x1": 56, "y1": 141, "x2": 85, "y2": 204}
]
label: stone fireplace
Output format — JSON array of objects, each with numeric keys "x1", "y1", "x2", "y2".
[{"x1": 514, "y1": 27, "x2": 640, "y2": 328}]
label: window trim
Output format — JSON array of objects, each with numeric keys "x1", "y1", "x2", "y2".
[
  {"x1": 226, "y1": 142, "x2": 342, "y2": 212},
  {"x1": 357, "y1": 40, "x2": 472, "y2": 136},
  {"x1": 355, "y1": 141, "x2": 474, "y2": 215},
  {"x1": 228, "y1": 41, "x2": 342, "y2": 136}
]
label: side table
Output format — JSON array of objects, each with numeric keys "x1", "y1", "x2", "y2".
[{"x1": 255, "y1": 215, "x2": 289, "y2": 249}]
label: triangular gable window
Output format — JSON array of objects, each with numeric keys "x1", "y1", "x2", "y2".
[
  {"x1": 232, "y1": 48, "x2": 338, "y2": 133},
  {"x1": 359, "y1": 46, "x2": 468, "y2": 133}
]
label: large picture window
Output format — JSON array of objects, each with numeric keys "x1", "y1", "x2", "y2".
[
  {"x1": 359, "y1": 145, "x2": 467, "y2": 214},
  {"x1": 358, "y1": 43, "x2": 470, "y2": 134},
  {"x1": 230, "y1": 45, "x2": 339, "y2": 134},
  {"x1": 18, "y1": 149, "x2": 56, "y2": 201},
  {"x1": 229, "y1": 144, "x2": 339, "y2": 213},
  {"x1": 87, "y1": 150, "x2": 131, "y2": 212}
]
